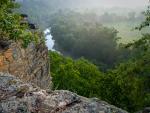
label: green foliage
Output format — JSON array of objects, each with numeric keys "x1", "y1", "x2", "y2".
[
  {"x1": 99, "y1": 34, "x2": 150, "y2": 112},
  {"x1": 0, "y1": 0, "x2": 39, "y2": 47},
  {"x1": 136, "y1": 5, "x2": 150, "y2": 30},
  {"x1": 50, "y1": 51, "x2": 103, "y2": 97},
  {"x1": 50, "y1": 48, "x2": 150, "y2": 112},
  {"x1": 99, "y1": 54, "x2": 150, "y2": 112},
  {"x1": 50, "y1": 7, "x2": 150, "y2": 110}
]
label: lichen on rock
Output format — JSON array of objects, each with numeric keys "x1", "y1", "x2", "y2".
[{"x1": 0, "y1": 73, "x2": 128, "y2": 113}]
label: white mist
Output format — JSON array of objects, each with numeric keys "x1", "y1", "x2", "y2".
[{"x1": 44, "y1": 28, "x2": 55, "y2": 51}]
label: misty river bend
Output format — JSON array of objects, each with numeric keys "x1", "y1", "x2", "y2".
[{"x1": 44, "y1": 28, "x2": 55, "y2": 51}]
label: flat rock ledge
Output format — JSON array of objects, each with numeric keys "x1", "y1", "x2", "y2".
[{"x1": 0, "y1": 73, "x2": 128, "y2": 113}]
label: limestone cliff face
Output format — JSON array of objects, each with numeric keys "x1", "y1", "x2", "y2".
[
  {"x1": 0, "y1": 73, "x2": 128, "y2": 113},
  {"x1": 0, "y1": 41, "x2": 51, "y2": 89}
]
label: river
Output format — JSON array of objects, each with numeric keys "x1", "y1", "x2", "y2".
[{"x1": 44, "y1": 28, "x2": 55, "y2": 51}]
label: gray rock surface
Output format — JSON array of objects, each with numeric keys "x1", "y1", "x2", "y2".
[
  {"x1": 0, "y1": 73, "x2": 128, "y2": 113},
  {"x1": 138, "y1": 107, "x2": 150, "y2": 113}
]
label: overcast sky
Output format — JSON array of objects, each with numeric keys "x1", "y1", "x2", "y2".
[
  {"x1": 78, "y1": 0, "x2": 148, "y2": 8},
  {"x1": 17, "y1": 0, "x2": 149, "y2": 9}
]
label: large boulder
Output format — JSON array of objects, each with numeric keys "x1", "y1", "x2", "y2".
[
  {"x1": 0, "y1": 40, "x2": 51, "y2": 89},
  {"x1": 0, "y1": 73, "x2": 128, "y2": 113}
]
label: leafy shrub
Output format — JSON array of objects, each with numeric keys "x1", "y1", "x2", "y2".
[{"x1": 0, "y1": 0, "x2": 39, "y2": 47}]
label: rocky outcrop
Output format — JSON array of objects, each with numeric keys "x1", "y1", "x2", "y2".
[
  {"x1": 0, "y1": 40, "x2": 129, "y2": 113},
  {"x1": 0, "y1": 41, "x2": 51, "y2": 89},
  {"x1": 0, "y1": 73, "x2": 128, "y2": 113},
  {"x1": 138, "y1": 107, "x2": 150, "y2": 113}
]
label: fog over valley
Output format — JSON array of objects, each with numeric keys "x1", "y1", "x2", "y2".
[
  {"x1": 16, "y1": 0, "x2": 149, "y2": 49},
  {"x1": 1, "y1": 0, "x2": 150, "y2": 112}
]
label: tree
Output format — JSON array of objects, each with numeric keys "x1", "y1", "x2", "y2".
[
  {"x1": 49, "y1": 51, "x2": 103, "y2": 97},
  {"x1": 50, "y1": 11, "x2": 123, "y2": 69}
]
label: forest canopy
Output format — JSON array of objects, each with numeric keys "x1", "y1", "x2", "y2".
[
  {"x1": 1, "y1": 0, "x2": 150, "y2": 113},
  {"x1": 50, "y1": 32, "x2": 150, "y2": 112},
  {"x1": 49, "y1": 4, "x2": 150, "y2": 113}
]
